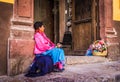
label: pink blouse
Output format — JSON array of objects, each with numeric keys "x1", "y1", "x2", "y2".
[{"x1": 34, "y1": 32, "x2": 55, "y2": 54}]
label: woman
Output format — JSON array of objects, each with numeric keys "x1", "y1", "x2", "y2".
[
  {"x1": 33, "y1": 21, "x2": 65, "y2": 71},
  {"x1": 25, "y1": 21, "x2": 65, "y2": 77}
]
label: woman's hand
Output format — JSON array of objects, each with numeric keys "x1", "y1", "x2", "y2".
[{"x1": 56, "y1": 43, "x2": 62, "y2": 48}]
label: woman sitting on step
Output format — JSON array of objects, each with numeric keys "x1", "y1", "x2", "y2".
[{"x1": 25, "y1": 21, "x2": 65, "y2": 77}]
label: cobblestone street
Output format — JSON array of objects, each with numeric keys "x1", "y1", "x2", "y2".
[{"x1": 0, "y1": 60, "x2": 120, "y2": 82}]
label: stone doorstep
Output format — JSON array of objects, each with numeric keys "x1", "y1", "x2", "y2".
[{"x1": 65, "y1": 56, "x2": 110, "y2": 65}]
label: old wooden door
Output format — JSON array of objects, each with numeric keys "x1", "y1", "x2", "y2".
[
  {"x1": 34, "y1": 0, "x2": 54, "y2": 41},
  {"x1": 72, "y1": 0, "x2": 99, "y2": 54}
]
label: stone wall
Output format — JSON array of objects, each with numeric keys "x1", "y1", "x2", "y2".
[
  {"x1": 110, "y1": 21, "x2": 120, "y2": 60},
  {"x1": 99, "y1": 0, "x2": 120, "y2": 60},
  {"x1": 9, "y1": 26, "x2": 35, "y2": 75},
  {"x1": 9, "y1": 39, "x2": 34, "y2": 75},
  {"x1": 8, "y1": 0, "x2": 34, "y2": 75},
  {"x1": 113, "y1": 21, "x2": 120, "y2": 45},
  {"x1": 104, "y1": 21, "x2": 120, "y2": 60}
]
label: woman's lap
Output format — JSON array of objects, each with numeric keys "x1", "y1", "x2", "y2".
[
  {"x1": 39, "y1": 48, "x2": 65, "y2": 65},
  {"x1": 50, "y1": 48, "x2": 65, "y2": 64}
]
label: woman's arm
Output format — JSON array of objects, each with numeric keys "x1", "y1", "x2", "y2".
[
  {"x1": 42, "y1": 33, "x2": 55, "y2": 47},
  {"x1": 34, "y1": 33, "x2": 55, "y2": 51}
]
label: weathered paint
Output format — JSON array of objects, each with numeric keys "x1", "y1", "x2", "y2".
[
  {"x1": 0, "y1": 0, "x2": 14, "y2": 4},
  {"x1": 8, "y1": 0, "x2": 34, "y2": 75},
  {"x1": 113, "y1": 0, "x2": 120, "y2": 21}
]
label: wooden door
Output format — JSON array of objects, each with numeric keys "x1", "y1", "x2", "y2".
[
  {"x1": 72, "y1": 0, "x2": 99, "y2": 53},
  {"x1": 34, "y1": 0, "x2": 54, "y2": 41}
]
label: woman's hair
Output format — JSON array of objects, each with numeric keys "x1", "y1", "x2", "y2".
[{"x1": 34, "y1": 21, "x2": 43, "y2": 30}]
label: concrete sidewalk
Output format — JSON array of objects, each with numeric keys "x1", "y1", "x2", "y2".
[{"x1": 0, "y1": 60, "x2": 120, "y2": 82}]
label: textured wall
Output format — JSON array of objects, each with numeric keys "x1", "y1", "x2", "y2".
[
  {"x1": 106, "y1": 21, "x2": 120, "y2": 60},
  {"x1": 8, "y1": 0, "x2": 34, "y2": 75},
  {"x1": 112, "y1": 21, "x2": 120, "y2": 60},
  {"x1": 9, "y1": 39, "x2": 34, "y2": 75},
  {"x1": 114, "y1": 21, "x2": 120, "y2": 42}
]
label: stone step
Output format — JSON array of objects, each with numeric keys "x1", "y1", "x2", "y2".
[
  {"x1": 65, "y1": 56, "x2": 109, "y2": 65},
  {"x1": 62, "y1": 45, "x2": 87, "y2": 56},
  {"x1": 64, "y1": 49, "x2": 86, "y2": 56},
  {"x1": 73, "y1": 50, "x2": 86, "y2": 55},
  {"x1": 106, "y1": 28, "x2": 116, "y2": 36},
  {"x1": 106, "y1": 30, "x2": 115, "y2": 35}
]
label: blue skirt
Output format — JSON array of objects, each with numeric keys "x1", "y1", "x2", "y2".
[{"x1": 36, "y1": 48, "x2": 65, "y2": 65}]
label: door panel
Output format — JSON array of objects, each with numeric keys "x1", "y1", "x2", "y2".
[
  {"x1": 34, "y1": 0, "x2": 54, "y2": 41},
  {"x1": 72, "y1": 0, "x2": 97, "y2": 53},
  {"x1": 74, "y1": 23, "x2": 92, "y2": 50}
]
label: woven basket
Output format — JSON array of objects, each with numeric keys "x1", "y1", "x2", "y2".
[
  {"x1": 92, "y1": 50, "x2": 107, "y2": 57},
  {"x1": 92, "y1": 40, "x2": 107, "y2": 57}
]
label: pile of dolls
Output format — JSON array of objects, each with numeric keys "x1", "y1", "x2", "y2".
[{"x1": 85, "y1": 40, "x2": 107, "y2": 57}]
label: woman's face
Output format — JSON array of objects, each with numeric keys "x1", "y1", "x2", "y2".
[{"x1": 39, "y1": 25, "x2": 45, "y2": 32}]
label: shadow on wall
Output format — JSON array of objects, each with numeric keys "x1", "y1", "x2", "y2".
[{"x1": 0, "y1": 2, "x2": 13, "y2": 75}]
